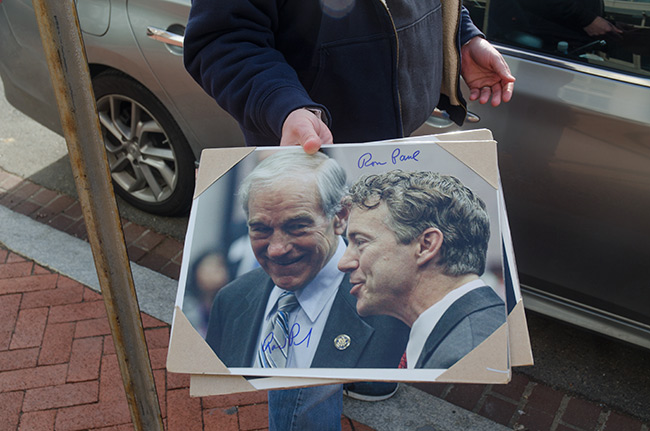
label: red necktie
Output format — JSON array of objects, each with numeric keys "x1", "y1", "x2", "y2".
[{"x1": 398, "y1": 351, "x2": 407, "y2": 369}]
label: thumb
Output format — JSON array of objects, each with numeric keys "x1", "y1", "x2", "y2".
[{"x1": 302, "y1": 136, "x2": 321, "y2": 154}]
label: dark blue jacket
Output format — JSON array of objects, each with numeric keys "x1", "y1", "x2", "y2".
[
  {"x1": 206, "y1": 268, "x2": 409, "y2": 368},
  {"x1": 184, "y1": 0, "x2": 481, "y2": 146}
]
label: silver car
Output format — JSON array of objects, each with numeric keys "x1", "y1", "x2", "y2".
[
  {"x1": 1, "y1": 0, "x2": 649, "y2": 349},
  {"x1": 455, "y1": 0, "x2": 650, "y2": 350},
  {"x1": 0, "y1": 0, "x2": 243, "y2": 216}
]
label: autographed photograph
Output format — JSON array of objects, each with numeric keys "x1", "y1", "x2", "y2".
[{"x1": 169, "y1": 136, "x2": 512, "y2": 382}]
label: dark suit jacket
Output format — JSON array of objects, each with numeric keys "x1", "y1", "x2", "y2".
[
  {"x1": 415, "y1": 286, "x2": 506, "y2": 369},
  {"x1": 205, "y1": 268, "x2": 409, "y2": 369}
]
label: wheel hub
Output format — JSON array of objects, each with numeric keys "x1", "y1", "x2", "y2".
[{"x1": 126, "y1": 141, "x2": 142, "y2": 163}]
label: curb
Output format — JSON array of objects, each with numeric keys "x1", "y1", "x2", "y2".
[
  {"x1": 343, "y1": 384, "x2": 510, "y2": 431},
  {"x1": 0, "y1": 204, "x2": 176, "y2": 324}
]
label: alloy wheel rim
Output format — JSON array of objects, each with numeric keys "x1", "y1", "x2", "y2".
[{"x1": 96, "y1": 93, "x2": 178, "y2": 204}]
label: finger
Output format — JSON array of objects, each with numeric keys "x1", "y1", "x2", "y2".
[
  {"x1": 296, "y1": 122, "x2": 326, "y2": 153},
  {"x1": 499, "y1": 65, "x2": 516, "y2": 83},
  {"x1": 469, "y1": 87, "x2": 481, "y2": 102},
  {"x1": 610, "y1": 24, "x2": 624, "y2": 37},
  {"x1": 294, "y1": 129, "x2": 322, "y2": 152},
  {"x1": 279, "y1": 134, "x2": 300, "y2": 147},
  {"x1": 302, "y1": 136, "x2": 322, "y2": 154},
  {"x1": 320, "y1": 129, "x2": 334, "y2": 147},
  {"x1": 501, "y1": 80, "x2": 515, "y2": 103},
  {"x1": 479, "y1": 86, "x2": 492, "y2": 105},
  {"x1": 490, "y1": 84, "x2": 503, "y2": 107}
]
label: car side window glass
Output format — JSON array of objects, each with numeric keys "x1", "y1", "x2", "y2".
[{"x1": 464, "y1": 0, "x2": 650, "y2": 78}]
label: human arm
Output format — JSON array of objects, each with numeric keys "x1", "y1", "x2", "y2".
[
  {"x1": 183, "y1": 0, "x2": 327, "y2": 145},
  {"x1": 460, "y1": 37, "x2": 516, "y2": 107},
  {"x1": 520, "y1": 0, "x2": 621, "y2": 36},
  {"x1": 453, "y1": 6, "x2": 514, "y2": 109},
  {"x1": 583, "y1": 16, "x2": 623, "y2": 37}
]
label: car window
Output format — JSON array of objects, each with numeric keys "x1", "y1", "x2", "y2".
[{"x1": 464, "y1": 0, "x2": 650, "y2": 78}]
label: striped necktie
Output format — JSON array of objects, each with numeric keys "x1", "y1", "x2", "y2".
[{"x1": 259, "y1": 291, "x2": 299, "y2": 368}]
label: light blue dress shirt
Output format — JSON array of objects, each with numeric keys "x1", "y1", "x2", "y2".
[{"x1": 253, "y1": 238, "x2": 346, "y2": 368}]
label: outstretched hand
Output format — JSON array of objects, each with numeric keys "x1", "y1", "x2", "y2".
[
  {"x1": 461, "y1": 37, "x2": 515, "y2": 107},
  {"x1": 583, "y1": 16, "x2": 623, "y2": 37},
  {"x1": 280, "y1": 108, "x2": 333, "y2": 154}
]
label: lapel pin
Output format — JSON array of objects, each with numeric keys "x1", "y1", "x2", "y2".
[{"x1": 334, "y1": 334, "x2": 351, "y2": 350}]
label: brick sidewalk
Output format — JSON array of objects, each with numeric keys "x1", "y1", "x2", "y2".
[
  {"x1": 414, "y1": 377, "x2": 649, "y2": 431},
  {"x1": 0, "y1": 169, "x2": 184, "y2": 282},
  {"x1": 0, "y1": 246, "x2": 374, "y2": 431},
  {"x1": 1, "y1": 167, "x2": 648, "y2": 431}
]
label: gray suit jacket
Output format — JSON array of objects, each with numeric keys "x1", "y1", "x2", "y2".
[
  {"x1": 415, "y1": 286, "x2": 506, "y2": 369},
  {"x1": 205, "y1": 267, "x2": 409, "y2": 369}
]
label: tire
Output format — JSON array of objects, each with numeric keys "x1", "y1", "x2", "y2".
[{"x1": 93, "y1": 71, "x2": 195, "y2": 216}]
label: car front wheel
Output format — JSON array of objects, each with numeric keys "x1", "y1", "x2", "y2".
[{"x1": 93, "y1": 70, "x2": 194, "y2": 216}]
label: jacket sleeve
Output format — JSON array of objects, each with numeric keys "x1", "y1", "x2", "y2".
[
  {"x1": 459, "y1": 5, "x2": 484, "y2": 46},
  {"x1": 183, "y1": 0, "x2": 322, "y2": 142}
]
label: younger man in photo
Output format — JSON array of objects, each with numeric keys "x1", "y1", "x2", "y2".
[{"x1": 338, "y1": 170, "x2": 506, "y2": 369}]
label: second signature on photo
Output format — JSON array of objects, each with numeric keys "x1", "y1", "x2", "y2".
[{"x1": 261, "y1": 323, "x2": 313, "y2": 355}]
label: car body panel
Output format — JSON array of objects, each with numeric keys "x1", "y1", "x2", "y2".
[
  {"x1": 480, "y1": 53, "x2": 650, "y2": 323},
  {"x1": 124, "y1": 0, "x2": 243, "y2": 152},
  {"x1": 0, "y1": 0, "x2": 243, "y2": 160},
  {"x1": 0, "y1": 0, "x2": 61, "y2": 132},
  {"x1": 76, "y1": 0, "x2": 110, "y2": 36},
  {"x1": 466, "y1": 36, "x2": 650, "y2": 322},
  {"x1": 438, "y1": 1, "x2": 650, "y2": 347}
]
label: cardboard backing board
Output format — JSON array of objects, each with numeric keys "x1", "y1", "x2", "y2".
[
  {"x1": 182, "y1": 228, "x2": 531, "y2": 396},
  {"x1": 166, "y1": 130, "x2": 532, "y2": 395}
]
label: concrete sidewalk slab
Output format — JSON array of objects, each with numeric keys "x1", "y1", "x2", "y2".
[
  {"x1": 343, "y1": 384, "x2": 510, "y2": 431},
  {"x1": 0, "y1": 204, "x2": 176, "y2": 324}
]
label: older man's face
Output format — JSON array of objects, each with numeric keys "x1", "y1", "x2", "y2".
[
  {"x1": 338, "y1": 203, "x2": 417, "y2": 319},
  {"x1": 247, "y1": 179, "x2": 344, "y2": 291}
]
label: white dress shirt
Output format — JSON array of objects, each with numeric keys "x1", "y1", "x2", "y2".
[
  {"x1": 253, "y1": 238, "x2": 346, "y2": 368},
  {"x1": 405, "y1": 279, "x2": 486, "y2": 369}
]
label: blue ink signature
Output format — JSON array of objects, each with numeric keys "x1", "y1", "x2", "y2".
[
  {"x1": 261, "y1": 323, "x2": 313, "y2": 354},
  {"x1": 357, "y1": 148, "x2": 421, "y2": 169},
  {"x1": 358, "y1": 152, "x2": 387, "y2": 169},
  {"x1": 391, "y1": 148, "x2": 420, "y2": 164}
]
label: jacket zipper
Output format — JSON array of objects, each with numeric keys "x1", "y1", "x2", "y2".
[
  {"x1": 452, "y1": 1, "x2": 467, "y2": 118},
  {"x1": 377, "y1": 0, "x2": 403, "y2": 133}
]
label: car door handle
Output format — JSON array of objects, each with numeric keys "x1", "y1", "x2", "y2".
[
  {"x1": 146, "y1": 26, "x2": 184, "y2": 48},
  {"x1": 466, "y1": 111, "x2": 480, "y2": 123},
  {"x1": 425, "y1": 109, "x2": 480, "y2": 128}
]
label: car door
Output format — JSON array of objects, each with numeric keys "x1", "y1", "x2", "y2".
[
  {"x1": 124, "y1": 0, "x2": 244, "y2": 151},
  {"x1": 0, "y1": 0, "x2": 61, "y2": 133},
  {"x1": 423, "y1": 0, "x2": 650, "y2": 347}
]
